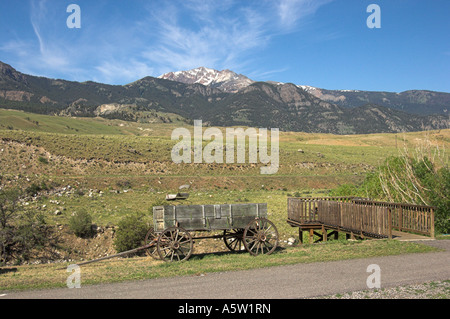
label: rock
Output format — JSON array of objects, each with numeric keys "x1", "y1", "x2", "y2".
[
  {"x1": 54, "y1": 210, "x2": 62, "y2": 215},
  {"x1": 297, "y1": 149, "x2": 304, "y2": 153},
  {"x1": 288, "y1": 237, "x2": 296, "y2": 244}
]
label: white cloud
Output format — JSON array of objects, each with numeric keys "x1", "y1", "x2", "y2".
[
  {"x1": 140, "y1": 0, "x2": 333, "y2": 76},
  {"x1": 1, "y1": 0, "x2": 333, "y2": 84},
  {"x1": 141, "y1": 1, "x2": 272, "y2": 75},
  {"x1": 95, "y1": 60, "x2": 155, "y2": 85},
  {"x1": 277, "y1": 0, "x2": 332, "y2": 29}
]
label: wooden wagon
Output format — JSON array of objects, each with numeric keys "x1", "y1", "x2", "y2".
[{"x1": 144, "y1": 203, "x2": 279, "y2": 262}]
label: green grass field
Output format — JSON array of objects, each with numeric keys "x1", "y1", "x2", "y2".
[
  {"x1": 1, "y1": 108, "x2": 448, "y2": 227},
  {"x1": 0, "y1": 108, "x2": 448, "y2": 291}
]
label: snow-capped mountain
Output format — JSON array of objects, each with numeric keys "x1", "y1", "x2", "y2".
[
  {"x1": 158, "y1": 67, "x2": 254, "y2": 93},
  {"x1": 159, "y1": 65, "x2": 448, "y2": 115}
]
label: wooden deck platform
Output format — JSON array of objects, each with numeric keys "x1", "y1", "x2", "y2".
[{"x1": 287, "y1": 197, "x2": 435, "y2": 244}]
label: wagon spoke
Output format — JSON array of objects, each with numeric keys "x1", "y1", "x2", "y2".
[
  {"x1": 243, "y1": 218, "x2": 279, "y2": 256},
  {"x1": 178, "y1": 238, "x2": 190, "y2": 245},
  {"x1": 157, "y1": 227, "x2": 193, "y2": 262},
  {"x1": 223, "y1": 229, "x2": 245, "y2": 252},
  {"x1": 229, "y1": 237, "x2": 240, "y2": 250},
  {"x1": 249, "y1": 240, "x2": 259, "y2": 253}
]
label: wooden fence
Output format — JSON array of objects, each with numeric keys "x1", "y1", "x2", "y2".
[
  {"x1": 287, "y1": 197, "x2": 435, "y2": 238},
  {"x1": 287, "y1": 197, "x2": 355, "y2": 224},
  {"x1": 317, "y1": 200, "x2": 391, "y2": 238},
  {"x1": 352, "y1": 199, "x2": 435, "y2": 237}
]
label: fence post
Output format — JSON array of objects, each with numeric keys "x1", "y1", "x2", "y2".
[
  {"x1": 430, "y1": 208, "x2": 435, "y2": 238},
  {"x1": 388, "y1": 208, "x2": 392, "y2": 239}
]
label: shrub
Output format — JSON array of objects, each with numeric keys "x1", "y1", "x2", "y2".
[
  {"x1": 1, "y1": 189, "x2": 59, "y2": 265},
  {"x1": 69, "y1": 210, "x2": 94, "y2": 238},
  {"x1": 25, "y1": 181, "x2": 49, "y2": 196},
  {"x1": 116, "y1": 180, "x2": 132, "y2": 189},
  {"x1": 113, "y1": 213, "x2": 150, "y2": 253},
  {"x1": 331, "y1": 151, "x2": 449, "y2": 234},
  {"x1": 38, "y1": 156, "x2": 49, "y2": 164}
]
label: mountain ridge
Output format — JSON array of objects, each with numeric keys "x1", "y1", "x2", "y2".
[
  {"x1": 159, "y1": 66, "x2": 449, "y2": 115},
  {"x1": 0, "y1": 61, "x2": 448, "y2": 134}
]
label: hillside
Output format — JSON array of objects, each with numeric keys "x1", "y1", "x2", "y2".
[
  {"x1": 303, "y1": 87, "x2": 450, "y2": 115},
  {"x1": 0, "y1": 111, "x2": 448, "y2": 268},
  {"x1": 0, "y1": 61, "x2": 448, "y2": 134},
  {"x1": 158, "y1": 67, "x2": 450, "y2": 115}
]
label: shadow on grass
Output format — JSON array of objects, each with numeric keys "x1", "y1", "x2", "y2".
[
  {"x1": 188, "y1": 246, "x2": 287, "y2": 261},
  {"x1": 0, "y1": 267, "x2": 17, "y2": 275}
]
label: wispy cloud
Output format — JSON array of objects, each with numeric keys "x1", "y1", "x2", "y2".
[
  {"x1": 140, "y1": 1, "x2": 269, "y2": 74},
  {"x1": 140, "y1": 0, "x2": 331, "y2": 77},
  {"x1": 277, "y1": 0, "x2": 332, "y2": 29},
  {"x1": 30, "y1": 0, "x2": 70, "y2": 69},
  {"x1": 94, "y1": 59, "x2": 155, "y2": 84},
  {"x1": 0, "y1": 0, "x2": 333, "y2": 84}
]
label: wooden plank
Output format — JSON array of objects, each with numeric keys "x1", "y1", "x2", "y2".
[
  {"x1": 322, "y1": 224, "x2": 327, "y2": 242},
  {"x1": 430, "y1": 208, "x2": 435, "y2": 238}
]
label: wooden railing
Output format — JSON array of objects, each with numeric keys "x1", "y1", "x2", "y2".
[
  {"x1": 317, "y1": 200, "x2": 391, "y2": 238},
  {"x1": 352, "y1": 199, "x2": 435, "y2": 237},
  {"x1": 287, "y1": 197, "x2": 435, "y2": 238},
  {"x1": 287, "y1": 197, "x2": 356, "y2": 224}
]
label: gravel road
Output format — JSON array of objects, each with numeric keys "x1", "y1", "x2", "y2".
[{"x1": 1, "y1": 240, "x2": 449, "y2": 299}]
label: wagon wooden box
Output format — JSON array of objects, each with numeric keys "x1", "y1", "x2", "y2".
[{"x1": 145, "y1": 203, "x2": 279, "y2": 262}]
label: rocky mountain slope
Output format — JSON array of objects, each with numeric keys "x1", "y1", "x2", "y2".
[
  {"x1": 161, "y1": 67, "x2": 449, "y2": 115},
  {"x1": 159, "y1": 67, "x2": 254, "y2": 93},
  {"x1": 302, "y1": 86, "x2": 450, "y2": 115},
  {"x1": 0, "y1": 61, "x2": 448, "y2": 134}
]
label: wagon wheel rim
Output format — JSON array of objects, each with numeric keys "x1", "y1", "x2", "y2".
[
  {"x1": 157, "y1": 227, "x2": 193, "y2": 262},
  {"x1": 144, "y1": 227, "x2": 159, "y2": 260},
  {"x1": 223, "y1": 229, "x2": 245, "y2": 252},
  {"x1": 243, "y1": 218, "x2": 278, "y2": 256}
]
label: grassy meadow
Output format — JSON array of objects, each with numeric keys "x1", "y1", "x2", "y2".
[
  {"x1": 1, "y1": 107, "x2": 448, "y2": 233},
  {"x1": 0, "y1": 108, "x2": 448, "y2": 291}
]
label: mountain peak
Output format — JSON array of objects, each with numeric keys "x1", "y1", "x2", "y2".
[{"x1": 158, "y1": 67, "x2": 254, "y2": 93}]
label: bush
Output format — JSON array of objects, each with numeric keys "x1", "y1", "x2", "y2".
[
  {"x1": 69, "y1": 210, "x2": 94, "y2": 238},
  {"x1": 1, "y1": 189, "x2": 59, "y2": 265},
  {"x1": 113, "y1": 213, "x2": 150, "y2": 253},
  {"x1": 331, "y1": 153, "x2": 449, "y2": 234},
  {"x1": 38, "y1": 156, "x2": 48, "y2": 164},
  {"x1": 25, "y1": 181, "x2": 49, "y2": 196}
]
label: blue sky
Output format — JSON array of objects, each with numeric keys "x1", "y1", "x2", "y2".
[{"x1": 0, "y1": 0, "x2": 449, "y2": 92}]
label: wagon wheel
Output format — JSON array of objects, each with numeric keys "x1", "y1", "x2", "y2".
[
  {"x1": 157, "y1": 226, "x2": 193, "y2": 262},
  {"x1": 243, "y1": 218, "x2": 279, "y2": 256},
  {"x1": 144, "y1": 227, "x2": 159, "y2": 260},
  {"x1": 223, "y1": 229, "x2": 245, "y2": 252}
]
